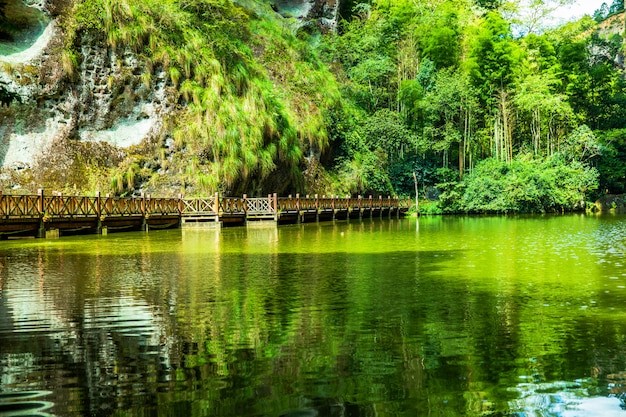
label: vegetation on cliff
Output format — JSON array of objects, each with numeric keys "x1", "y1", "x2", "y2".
[{"x1": 63, "y1": 0, "x2": 343, "y2": 196}]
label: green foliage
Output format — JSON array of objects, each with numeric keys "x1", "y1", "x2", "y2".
[
  {"x1": 417, "y1": 199, "x2": 443, "y2": 215},
  {"x1": 336, "y1": 150, "x2": 394, "y2": 195},
  {"x1": 419, "y1": 6, "x2": 462, "y2": 69},
  {"x1": 595, "y1": 128, "x2": 626, "y2": 194},
  {"x1": 360, "y1": 109, "x2": 422, "y2": 160},
  {"x1": 441, "y1": 156, "x2": 599, "y2": 213},
  {"x1": 559, "y1": 125, "x2": 601, "y2": 163},
  {"x1": 467, "y1": 11, "x2": 521, "y2": 106}
]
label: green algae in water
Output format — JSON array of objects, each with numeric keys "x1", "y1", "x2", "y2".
[
  {"x1": 2, "y1": 216, "x2": 626, "y2": 416},
  {"x1": 0, "y1": 0, "x2": 49, "y2": 56}
]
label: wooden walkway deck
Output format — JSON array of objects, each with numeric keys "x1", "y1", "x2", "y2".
[{"x1": 0, "y1": 190, "x2": 410, "y2": 238}]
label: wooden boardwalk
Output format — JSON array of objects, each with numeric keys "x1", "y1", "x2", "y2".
[{"x1": 0, "y1": 190, "x2": 410, "y2": 238}]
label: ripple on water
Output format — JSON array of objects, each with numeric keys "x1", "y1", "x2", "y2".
[
  {"x1": 510, "y1": 380, "x2": 626, "y2": 417},
  {"x1": 0, "y1": 391, "x2": 54, "y2": 417}
]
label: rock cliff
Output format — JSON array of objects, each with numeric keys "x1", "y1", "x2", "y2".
[
  {"x1": 0, "y1": 0, "x2": 180, "y2": 189},
  {"x1": 0, "y1": 0, "x2": 343, "y2": 195}
]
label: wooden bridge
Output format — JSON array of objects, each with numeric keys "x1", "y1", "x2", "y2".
[{"x1": 0, "y1": 190, "x2": 410, "y2": 238}]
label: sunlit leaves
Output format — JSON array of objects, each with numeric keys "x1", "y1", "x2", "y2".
[{"x1": 454, "y1": 156, "x2": 598, "y2": 213}]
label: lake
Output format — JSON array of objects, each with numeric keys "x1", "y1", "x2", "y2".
[{"x1": 1, "y1": 215, "x2": 626, "y2": 416}]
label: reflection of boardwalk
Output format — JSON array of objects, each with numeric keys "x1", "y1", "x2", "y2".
[{"x1": 0, "y1": 190, "x2": 410, "y2": 238}]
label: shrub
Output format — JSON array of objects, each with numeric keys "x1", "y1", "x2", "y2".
[{"x1": 440, "y1": 156, "x2": 599, "y2": 213}]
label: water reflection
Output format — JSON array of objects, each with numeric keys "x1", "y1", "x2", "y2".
[
  {"x1": 510, "y1": 380, "x2": 626, "y2": 416},
  {"x1": 0, "y1": 391, "x2": 54, "y2": 416},
  {"x1": 0, "y1": 217, "x2": 625, "y2": 416}
]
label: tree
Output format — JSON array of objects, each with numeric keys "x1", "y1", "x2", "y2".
[
  {"x1": 421, "y1": 68, "x2": 478, "y2": 175},
  {"x1": 475, "y1": 0, "x2": 504, "y2": 9},
  {"x1": 593, "y1": 2, "x2": 610, "y2": 22},
  {"x1": 515, "y1": 73, "x2": 573, "y2": 155},
  {"x1": 466, "y1": 12, "x2": 521, "y2": 161},
  {"x1": 595, "y1": 129, "x2": 626, "y2": 194},
  {"x1": 467, "y1": 11, "x2": 520, "y2": 106},
  {"x1": 609, "y1": 0, "x2": 624, "y2": 14},
  {"x1": 512, "y1": 0, "x2": 577, "y2": 36},
  {"x1": 419, "y1": 5, "x2": 462, "y2": 68}
]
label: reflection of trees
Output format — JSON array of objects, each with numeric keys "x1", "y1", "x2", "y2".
[{"x1": 1, "y1": 220, "x2": 626, "y2": 416}]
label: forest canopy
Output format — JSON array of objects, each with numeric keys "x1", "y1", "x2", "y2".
[{"x1": 313, "y1": 0, "x2": 626, "y2": 212}]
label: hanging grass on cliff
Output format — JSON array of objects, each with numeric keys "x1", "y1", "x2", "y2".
[{"x1": 63, "y1": 0, "x2": 342, "y2": 196}]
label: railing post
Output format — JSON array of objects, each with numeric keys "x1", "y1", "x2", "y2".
[
  {"x1": 36, "y1": 189, "x2": 43, "y2": 215},
  {"x1": 358, "y1": 195, "x2": 363, "y2": 220},
  {"x1": 95, "y1": 191, "x2": 102, "y2": 234},
  {"x1": 143, "y1": 193, "x2": 150, "y2": 232},
  {"x1": 243, "y1": 194, "x2": 248, "y2": 215},
  {"x1": 295, "y1": 193, "x2": 301, "y2": 223},
  {"x1": 141, "y1": 193, "x2": 146, "y2": 216},
  {"x1": 176, "y1": 194, "x2": 183, "y2": 227},
  {"x1": 273, "y1": 193, "x2": 278, "y2": 220},
  {"x1": 176, "y1": 193, "x2": 183, "y2": 215},
  {"x1": 37, "y1": 189, "x2": 45, "y2": 238},
  {"x1": 315, "y1": 194, "x2": 319, "y2": 222},
  {"x1": 379, "y1": 195, "x2": 383, "y2": 218},
  {"x1": 396, "y1": 196, "x2": 400, "y2": 219},
  {"x1": 105, "y1": 194, "x2": 112, "y2": 215}
]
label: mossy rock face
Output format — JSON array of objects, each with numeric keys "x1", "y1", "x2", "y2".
[
  {"x1": 595, "y1": 194, "x2": 626, "y2": 212},
  {"x1": 0, "y1": 0, "x2": 49, "y2": 56}
]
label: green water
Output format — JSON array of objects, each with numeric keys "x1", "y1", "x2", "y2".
[{"x1": 1, "y1": 215, "x2": 626, "y2": 416}]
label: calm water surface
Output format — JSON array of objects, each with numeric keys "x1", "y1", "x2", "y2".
[{"x1": 1, "y1": 215, "x2": 626, "y2": 416}]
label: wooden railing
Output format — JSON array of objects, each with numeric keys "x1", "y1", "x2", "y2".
[
  {"x1": 0, "y1": 194, "x2": 40, "y2": 218},
  {"x1": 220, "y1": 196, "x2": 246, "y2": 214},
  {"x1": 181, "y1": 195, "x2": 218, "y2": 215},
  {"x1": 0, "y1": 190, "x2": 411, "y2": 220},
  {"x1": 246, "y1": 195, "x2": 276, "y2": 215}
]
